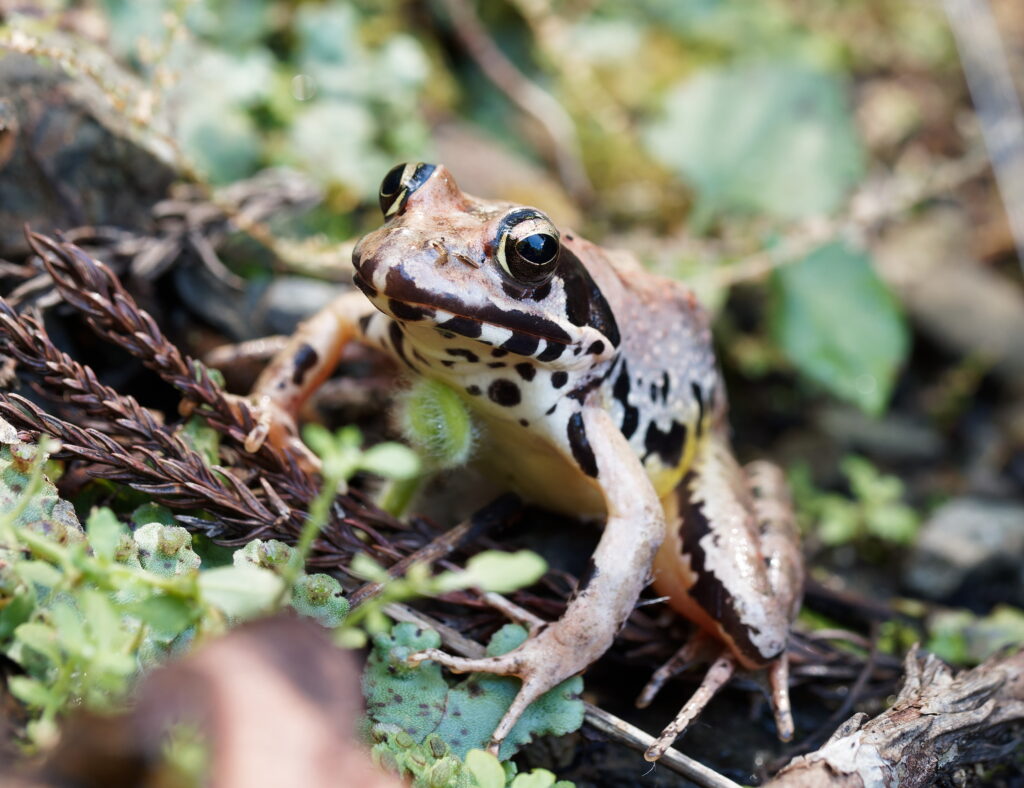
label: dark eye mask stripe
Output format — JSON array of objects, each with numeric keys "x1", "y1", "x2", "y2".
[{"x1": 383, "y1": 268, "x2": 572, "y2": 344}]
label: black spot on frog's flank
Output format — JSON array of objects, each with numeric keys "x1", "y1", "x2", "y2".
[
  {"x1": 491, "y1": 348, "x2": 509, "y2": 358},
  {"x1": 439, "y1": 330, "x2": 455, "y2": 339},
  {"x1": 519, "y1": 418, "x2": 529, "y2": 427},
  {"x1": 388, "y1": 298, "x2": 433, "y2": 322},
  {"x1": 514, "y1": 362, "x2": 536, "y2": 381},
  {"x1": 439, "y1": 315, "x2": 481, "y2": 339},
  {"x1": 574, "y1": 556, "x2": 599, "y2": 596},
  {"x1": 388, "y1": 322, "x2": 414, "y2": 370},
  {"x1": 466, "y1": 385, "x2": 481, "y2": 396},
  {"x1": 501, "y1": 332, "x2": 540, "y2": 357},
  {"x1": 565, "y1": 232, "x2": 574, "y2": 241},
  {"x1": 649, "y1": 382, "x2": 659, "y2": 402},
  {"x1": 291, "y1": 344, "x2": 319, "y2": 385},
  {"x1": 643, "y1": 420, "x2": 687, "y2": 468},
  {"x1": 692, "y1": 382, "x2": 705, "y2": 436},
  {"x1": 611, "y1": 362, "x2": 640, "y2": 440},
  {"x1": 488, "y1": 361, "x2": 506, "y2": 368},
  {"x1": 488, "y1": 379, "x2": 521, "y2": 407},
  {"x1": 567, "y1": 412, "x2": 598, "y2": 478},
  {"x1": 558, "y1": 247, "x2": 621, "y2": 346},
  {"x1": 661, "y1": 371, "x2": 671, "y2": 403},
  {"x1": 677, "y1": 481, "x2": 775, "y2": 664},
  {"x1": 441, "y1": 360, "x2": 454, "y2": 368},
  {"x1": 445, "y1": 348, "x2": 479, "y2": 363},
  {"x1": 587, "y1": 340, "x2": 605, "y2": 356},
  {"x1": 545, "y1": 403, "x2": 557, "y2": 415},
  {"x1": 537, "y1": 341, "x2": 565, "y2": 362},
  {"x1": 551, "y1": 370, "x2": 568, "y2": 389},
  {"x1": 358, "y1": 314, "x2": 373, "y2": 334}
]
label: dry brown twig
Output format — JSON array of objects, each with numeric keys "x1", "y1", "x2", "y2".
[
  {"x1": 766, "y1": 646, "x2": 1024, "y2": 787},
  {"x1": 0, "y1": 232, "x2": 414, "y2": 563}
]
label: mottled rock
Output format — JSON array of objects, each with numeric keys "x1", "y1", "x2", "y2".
[{"x1": 906, "y1": 497, "x2": 1024, "y2": 600}]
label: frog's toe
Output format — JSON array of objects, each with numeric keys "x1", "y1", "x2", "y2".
[
  {"x1": 645, "y1": 652, "x2": 736, "y2": 762},
  {"x1": 406, "y1": 648, "x2": 521, "y2": 677},
  {"x1": 768, "y1": 653, "x2": 794, "y2": 742}
]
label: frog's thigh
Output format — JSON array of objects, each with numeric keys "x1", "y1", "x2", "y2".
[
  {"x1": 745, "y1": 460, "x2": 804, "y2": 623},
  {"x1": 251, "y1": 290, "x2": 378, "y2": 417},
  {"x1": 652, "y1": 429, "x2": 789, "y2": 670}
]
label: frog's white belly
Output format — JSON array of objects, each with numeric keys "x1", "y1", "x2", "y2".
[{"x1": 469, "y1": 405, "x2": 606, "y2": 519}]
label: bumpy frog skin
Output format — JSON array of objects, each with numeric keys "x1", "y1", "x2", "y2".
[{"x1": 249, "y1": 163, "x2": 804, "y2": 761}]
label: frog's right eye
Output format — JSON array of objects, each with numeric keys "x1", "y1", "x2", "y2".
[{"x1": 379, "y1": 162, "x2": 436, "y2": 217}]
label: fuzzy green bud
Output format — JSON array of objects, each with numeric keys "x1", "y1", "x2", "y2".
[
  {"x1": 289, "y1": 573, "x2": 349, "y2": 628},
  {"x1": 395, "y1": 378, "x2": 477, "y2": 470}
]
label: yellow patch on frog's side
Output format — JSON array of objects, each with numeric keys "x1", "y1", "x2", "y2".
[{"x1": 645, "y1": 422, "x2": 702, "y2": 500}]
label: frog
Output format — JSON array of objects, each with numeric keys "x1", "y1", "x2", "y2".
[{"x1": 245, "y1": 162, "x2": 804, "y2": 761}]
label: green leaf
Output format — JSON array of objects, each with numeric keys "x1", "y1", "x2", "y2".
[
  {"x1": 359, "y1": 443, "x2": 421, "y2": 481},
  {"x1": 0, "y1": 593, "x2": 35, "y2": 639},
  {"x1": 434, "y1": 551, "x2": 547, "y2": 595},
  {"x1": 645, "y1": 62, "x2": 863, "y2": 223},
  {"x1": 511, "y1": 770, "x2": 559, "y2": 788},
  {"x1": 8, "y1": 676, "x2": 52, "y2": 709},
  {"x1": 131, "y1": 503, "x2": 178, "y2": 528},
  {"x1": 132, "y1": 594, "x2": 195, "y2": 639},
  {"x1": 465, "y1": 749, "x2": 506, "y2": 788},
  {"x1": 770, "y1": 243, "x2": 908, "y2": 414},
  {"x1": 87, "y1": 507, "x2": 126, "y2": 561},
  {"x1": 198, "y1": 565, "x2": 285, "y2": 620},
  {"x1": 14, "y1": 622, "x2": 62, "y2": 665},
  {"x1": 15, "y1": 560, "x2": 63, "y2": 589}
]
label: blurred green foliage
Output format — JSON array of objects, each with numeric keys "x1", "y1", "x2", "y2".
[{"x1": 790, "y1": 455, "x2": 920, "y2": 548}]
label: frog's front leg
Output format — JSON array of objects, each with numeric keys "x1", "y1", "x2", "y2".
[
  {"x1": 409, "y1": 405, "x2": 665, "y2": 754},
  {"x1": 241, "y1": 290, "x2": 378, "y2": 459}
]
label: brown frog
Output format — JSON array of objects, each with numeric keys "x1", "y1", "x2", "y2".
[{"x1": 247, "y1": 162, "x2": 804, "y2": 760}]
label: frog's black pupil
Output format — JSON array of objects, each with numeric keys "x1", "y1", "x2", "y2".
[
  {"x1": 380, "y1": 164, "x2": 405, "y2": 197},
  {"x1": 516, "y1": 233, "x2": 557, "y2": 265}
]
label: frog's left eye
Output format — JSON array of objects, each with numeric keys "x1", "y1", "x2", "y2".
[
  {"x1": 495, "y1": 209, "x2": 561, "y2": 286},
  {"x1": 379, "y1": 162, "x2": 436, "y2": 217}
]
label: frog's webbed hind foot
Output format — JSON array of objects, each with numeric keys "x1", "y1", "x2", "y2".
[
  {"x1": 406, "y1": 641, "x2": 561, "y2": 755},
  {"x1": 643, "y1": 651, "x2": 736, "y2": 762}
]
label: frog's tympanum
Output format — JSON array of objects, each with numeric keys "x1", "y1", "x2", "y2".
[{"x1": 249, "y1": 163, "x2": 804, "y2": 761}]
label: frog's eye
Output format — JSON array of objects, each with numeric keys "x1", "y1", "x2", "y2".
[
  {"x1": 379, "y1": 162, "x2": 436, "y2": 217},
  {"x1": 495, "y1": 209, "x2": 561, "y2": 286}
]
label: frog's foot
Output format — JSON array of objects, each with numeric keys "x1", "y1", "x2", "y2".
[
  {"x1": 408, "y1": 635, "x2": 572, "y2": 755},
  {"x1": 767, "y1": 653, "x2": 794, "y2": 742},
  {"x1": 228, "y1": 392, "x2": 321, "y2": 471},
  {"x1": 635, "y1": 638, "x2": 703, "y2": 709},
  {"x1": 644, "y1": 651, "x2": 736, "y2": 762}
]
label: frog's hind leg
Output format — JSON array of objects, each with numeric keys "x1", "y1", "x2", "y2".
[
  {"x1": 747, "y1": 459, "x2": 803, "y2": 743},
  {"x1": 645, "y1": 430, "x2": 797, "y2": 758}
]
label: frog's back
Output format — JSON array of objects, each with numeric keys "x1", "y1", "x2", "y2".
[{"x1": 579, "y1": 238, "x2": 723, "y2": 499}]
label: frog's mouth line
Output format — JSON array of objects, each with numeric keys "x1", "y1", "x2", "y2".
[{"x1": 352, "y1": 270, "x2": 572, "y2": 347}]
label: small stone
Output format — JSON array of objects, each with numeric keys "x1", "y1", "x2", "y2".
[{"x1": 906, "y1": 497, "x2": 1024, "y2": 601}]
